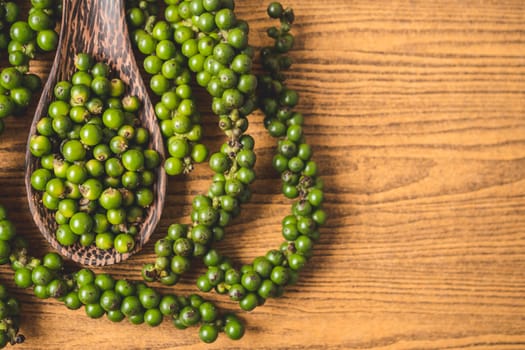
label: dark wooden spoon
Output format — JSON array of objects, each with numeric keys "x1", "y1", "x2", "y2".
[{"x1": 25, "y1": 0, "x2": 166, "y2": 266}]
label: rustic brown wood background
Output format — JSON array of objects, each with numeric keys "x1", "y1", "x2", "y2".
[{"x1": 0, "y1": 0, "x2": 524, "y2": 349}]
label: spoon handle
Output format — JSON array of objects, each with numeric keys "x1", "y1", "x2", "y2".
[{"x1": 53, "y1": 0, "x2": 140, "y2": 90}]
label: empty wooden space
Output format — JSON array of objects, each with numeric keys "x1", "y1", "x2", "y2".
[{"x1": 0, "y1": 1, "x2": 524, "y2": 349}]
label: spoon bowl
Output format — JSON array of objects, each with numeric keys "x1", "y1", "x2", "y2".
[{"x1": 25, "y1": 0, "x2": 166, "y2": 266}]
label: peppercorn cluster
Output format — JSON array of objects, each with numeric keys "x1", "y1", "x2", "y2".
[
  {"x1": 0, "y1": 0, "x2": 328, "y2": 346},
  {"x1": 29, "y1": 54, "x2": 162, "y2": 252}
]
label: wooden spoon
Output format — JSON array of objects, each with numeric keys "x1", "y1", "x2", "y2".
[{"x1": 24, "y1": 0, "x2": 166, "y2": 266}]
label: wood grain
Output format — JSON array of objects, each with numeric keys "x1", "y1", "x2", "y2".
[{"x1": 1, "y1": 0, "x2": 525, "y2": 349}]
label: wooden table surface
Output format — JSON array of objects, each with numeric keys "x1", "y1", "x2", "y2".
[{"x1": 1, "y1": 1, "x2": 525, "y2": 349}]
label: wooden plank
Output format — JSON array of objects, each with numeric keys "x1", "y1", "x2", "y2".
[{"x1": 0, "y1": 0, "x2": 524, "y2": 349}]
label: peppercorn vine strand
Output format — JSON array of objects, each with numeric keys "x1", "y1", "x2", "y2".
[
  {"x1": 0, "y1": 0, "x2": 61, "y2": 134},
  {"x1": 0, "y1": 207, "x2": 23, "y2": 347},
  {"x1": 124, "y1": 0, "x2": 261, "y2": 286},
  {"x1": 194, "y1": 2, "x2": 327, "y2": 311},
  {"x1": 0, "y1": 2, "x2": 62, "y2": 344},
  {"x1": 1, "y1": 203, "x2": 245, "y2": 344}
]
